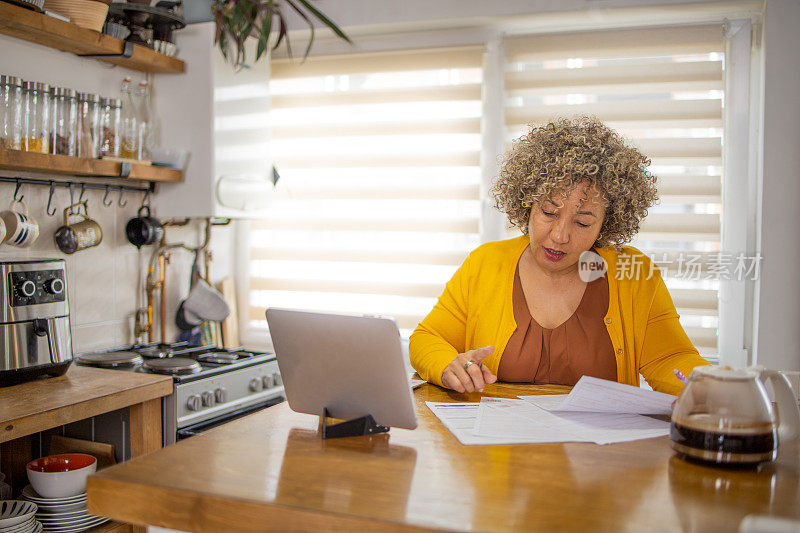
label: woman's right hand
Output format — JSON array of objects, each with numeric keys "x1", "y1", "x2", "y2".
[{"x1": 441, "y1": 346, "x2": 497, "y2": 393}]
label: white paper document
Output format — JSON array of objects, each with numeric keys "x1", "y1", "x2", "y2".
[
  {"x1": 519, "y1": 376, "x2": 677, "y2": 415},
  {"x1": 425, "y1": 402, "x2": 544, "y2": 445},
  {"x1": 426, "y1": 376, "x2": 677, "y2": 446},
  {"x1": 473, "y1": 398, "x2": 593, "y2": 443},
  {"x1": 474, "y1": 397, "x2": 670, "y2": 445},
  {"x1": 427, "y1": 396, "x2": 671, "y2": 446}
]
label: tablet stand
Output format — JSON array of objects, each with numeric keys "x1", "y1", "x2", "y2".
[{"x1": 321, "y1": 407, "x2": 389, "y2": 439}]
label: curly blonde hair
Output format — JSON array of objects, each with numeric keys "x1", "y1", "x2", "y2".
[{"x1": 491, "y1": 116, "x2": 658, "y2": 248}]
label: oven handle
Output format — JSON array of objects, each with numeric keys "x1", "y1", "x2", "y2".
[{"x1": 176, "y1": 396, "x2": 284, "y2": 440}]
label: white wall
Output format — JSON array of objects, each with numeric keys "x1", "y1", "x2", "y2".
[{"x1": 755, "y1": 0, "x2": 800, "y2": 371}]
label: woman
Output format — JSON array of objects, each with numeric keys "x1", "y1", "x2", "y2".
[{"x1": 409, "y1": 116, "x2": 709, "y2": 396}]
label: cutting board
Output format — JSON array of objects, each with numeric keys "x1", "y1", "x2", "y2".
[
  {"x1": 49, "y1": 435, "x2": 116, "y2": 470},
  {"x1": 218, "y1": 277, "x2": 240, "y2": 349}
]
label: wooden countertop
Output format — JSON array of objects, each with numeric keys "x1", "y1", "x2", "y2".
[
  {"x1": 87, "y1": 382, "x2": 800, "y2": 532},
  {"x1": 1, "y1": 365, "x2": 173, "y2": 443}
]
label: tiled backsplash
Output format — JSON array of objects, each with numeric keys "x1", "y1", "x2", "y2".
[{"x1": 0, "y1": 180, "x2": 237, "y2": 354}]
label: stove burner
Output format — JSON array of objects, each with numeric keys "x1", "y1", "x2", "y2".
[
  {"x1": 77, "y1": 351, "x2": 143, "y2": 368},
  {"x1": 142, "y1": 357, "x2": 201, "y2": 375},
  {"x1": 197, "y1": 353, "x2": 239, "y2": 364},
  {"x1": 135, "y1": 344, "x2": 175, "y2": 359}
]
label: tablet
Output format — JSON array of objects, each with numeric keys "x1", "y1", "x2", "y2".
[{"x1": 265, "y1": 308, "x2": 418, "y2": 430}]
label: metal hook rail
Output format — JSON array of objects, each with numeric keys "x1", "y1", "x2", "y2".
[{"x1": 0, "y1": 176, "x2": 154, "y2": 216}]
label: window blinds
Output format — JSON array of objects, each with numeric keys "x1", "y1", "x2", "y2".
[
  {"x1": 504, "y1": 24, "x2": 724, "y2": 360},
  {"x1": 248, "y1": 46, "x2": 484, "y2": 334}
]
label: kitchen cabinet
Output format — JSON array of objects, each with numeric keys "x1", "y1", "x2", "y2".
[
  {"x1": 152, "y1": 22, "x2": 274, "y2": 218},
  {"x1": 0, "y1": 365, "x2": 172, "y2": 533}
]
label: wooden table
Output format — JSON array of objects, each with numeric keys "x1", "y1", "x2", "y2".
[
  {"x1": 87, "y1": 382, "x2": 800, "y2": 532},
  {"x1": 1, "y1": 364, "x2": 173, "y2": 533}
]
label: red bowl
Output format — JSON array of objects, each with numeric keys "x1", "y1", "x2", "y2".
[{"x1": 27, "y1": 453, "x2": 96, "y2": 473}]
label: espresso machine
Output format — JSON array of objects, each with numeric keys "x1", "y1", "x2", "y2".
[{"x1": 0, "y1": 259, "x2": 73, "y2": 386}]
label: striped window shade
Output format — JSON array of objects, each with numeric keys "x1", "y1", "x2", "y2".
[
  {"x1": 504, "y1": 24, "x2": 724, "y2": 361},
  {"x1": 248, "y1": 46, "x2": 485, "y2": 335}
]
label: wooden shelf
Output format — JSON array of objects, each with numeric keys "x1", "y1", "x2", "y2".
[
  {"x1": 0, "y1": 149, "x2": 182, "y2": 183},
  {"x1": 87, "y1": 521, "x2": 132, "y2": 533},
  {"x1": 0, "y1": 1, "x2": 184, "y2": 73}
]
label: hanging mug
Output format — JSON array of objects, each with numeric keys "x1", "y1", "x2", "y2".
[
  {"x1": 1, "y1": 199, "x2": 39, "y2": 247},
  {"x1": 54, "y1": 202, "x2": 103, "y2": 254},
  {"x1": 125, "y1": 205, "x2": 163, "y2": 248}
]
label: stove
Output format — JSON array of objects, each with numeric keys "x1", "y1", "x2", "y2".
[{"x1": 76, "y1": 342, "x2": 284, "y2": 445}]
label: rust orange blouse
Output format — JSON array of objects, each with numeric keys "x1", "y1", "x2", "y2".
[{"x1": 497, "y1": 265, "x2": 617, "y2": 385}]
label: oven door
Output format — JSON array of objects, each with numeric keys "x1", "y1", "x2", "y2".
[{"x1": 175, "y1": 396, "x2": 284, "y2": 441}]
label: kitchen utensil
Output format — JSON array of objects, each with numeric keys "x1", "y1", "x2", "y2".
[
  {"x1": 0, "y1": 515, "x2": 38, "y2": 533},
  {"x1": 175, "y1": 300, "x2": 202, "y2": 331},
  {"x1": 26, "y1": 454, "x2": 96, "y2": 498},
  {"x1": 125, "y1": 205, "x2": 163, "y2": 248},
  {"x1": 48, "y1": 436, "x2": 116, "y2": 471},
  {"x1": 183, "y1": 278, "x2": 230, "y2": 322},
  {"x1": 670, "y1": 366, "x2": 800, "y2": 464},
  {"x1": 0, "y1": 472, "x2": 11, "y2": 499},
  {"x1": 21, "y1": 485, "x2": 85, "y2": 504},
  {"x1": 43, "y1": 0, "x2": 109, "y2": 31},
  {"x1": 151, "y1": 39, "x2": 178, "y2": 57},
  {"x1": 102, "y1": 20, "x2": 130, "y2": 39},
  {"x1": 0, "y1": 259, "x2": 72, "y2": 386},
  {"x1": 1, "y1": 200, "x2": 39, "y2": 248},
  {"x1": 149, "y1": 147, "x2": 187, "y2": 169},
  {"x1": 218, "y1": 277, "x2": 240, "y2": 349},
  {"x1": 1, "y1": 0, "x2": 45, "y2": 12},
  {"x1": 0, "y1": 501, "x2": 37, "y2": 528},
  {"x1": 54, "y1": 202, "x2": 102, "y2": 254}
]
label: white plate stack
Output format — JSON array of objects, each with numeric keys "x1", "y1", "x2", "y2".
[
  {"x1": 19, "y1": 487, "x2": 107, "y2": 533},
  {"x1": 0, "y1": 500, "x2": 41, "y2": 533}
]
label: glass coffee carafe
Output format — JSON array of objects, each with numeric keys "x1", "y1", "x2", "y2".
[{"x1": 670, "y1": 366, "x2": 800, "y2": 465}]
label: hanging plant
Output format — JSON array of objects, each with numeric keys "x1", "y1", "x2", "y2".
[{"x1": 212, "y1": 0, "x2": 351, "y2": 68}]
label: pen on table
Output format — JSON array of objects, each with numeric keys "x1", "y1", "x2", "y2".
[{"x1": 673, "y1": 368, "x2": 688, "y2": 384}]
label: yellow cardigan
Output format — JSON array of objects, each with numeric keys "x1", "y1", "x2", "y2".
[{"x1": 409, "y1": 236, "x2": 709, "y2": 395}]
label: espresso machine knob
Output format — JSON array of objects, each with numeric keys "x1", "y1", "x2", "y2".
[
  {"x1": 186, "y1": 395, "x2": 202, "y2": 411},
  {"x1": 201, "y1": 391, "x2": 215, "y2": 407},
  {"x1": 44, "y1": 278, "x2": 64, "y2": 295},
  {"x1": 16, "y1": 280, "x2": 36, "y2": 298},
  {"x1": 214, "y1": 387, "x2": 228, "y2": 403}
]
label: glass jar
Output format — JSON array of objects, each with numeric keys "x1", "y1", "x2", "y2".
[
  {"x1": 23, "y1": 81, "x2": 50, "y2": 153},
  {"x1": 77, "y1": 92, "x2": 101, "y2": 158},
  {"x1": 51, "y1": 87, "x2": 77, "y2": 156},
  {"x1": 0, "y1": 75, "x2": 23, "y2": 150},
  {"x1": 99, "y1": 97, "x2": 121, "y2": 157},
  {"x1": 119, "y1": 77, "x2": 138, "y2": 159}
]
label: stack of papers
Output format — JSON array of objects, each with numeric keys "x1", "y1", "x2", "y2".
[{"x1": 426, "y1": 376, "x2": 677, "y2": 446}]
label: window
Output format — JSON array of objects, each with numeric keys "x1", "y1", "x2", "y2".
[
  {"x1": 248, "y1": 47, "x2": 484, "y2": 336},
  {"x1": 504, "y1": 24, "x2": 724, "y2": 362},
  {"x1": 246, "y1": 22, "x2": 747, "y2": 365}
]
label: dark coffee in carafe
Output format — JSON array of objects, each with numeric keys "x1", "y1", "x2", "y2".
[{"x1": 670, "y1": 413, "x2": 777, "y2": 464}]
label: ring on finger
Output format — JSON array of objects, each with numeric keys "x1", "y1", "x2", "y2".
[{"x1": 463, "y1": 360, "x2": 476, "y2": 371}]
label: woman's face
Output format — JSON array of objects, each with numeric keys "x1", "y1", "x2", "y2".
[{"x1": 527, "y1": 181, "x2": 606, "y2": 276}]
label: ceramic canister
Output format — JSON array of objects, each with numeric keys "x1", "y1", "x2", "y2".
[{"x1": 0, "y1": 199, "x2": 39, "y2": 247}]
